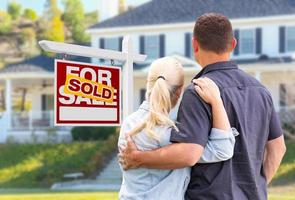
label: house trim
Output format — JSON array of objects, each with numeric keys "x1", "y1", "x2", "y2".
[{"x1": 86, "y1": 15, "x2": 295, "y2": 35}]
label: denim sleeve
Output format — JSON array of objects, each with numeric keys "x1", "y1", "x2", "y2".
[{"x1": 198, "y1": 128, "x2": 239, "y2": 163}]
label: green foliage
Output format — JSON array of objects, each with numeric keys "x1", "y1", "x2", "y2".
[
  {"x1": 62, "y1": 0, "x2": 88, "y2": 43},
  {"x1": 7, "y1": 2, "x2": 22, "y2": 20},
  {"x1": 42, "y1": 0, "x2": 65, "y2": 42},
  {"x1": 43, "y1": 0, "x2": 61, "y2": 20},
  {"x1": 72, "y1": 127, "x2": 118, "y2": 141},
  {"x1": 44, "y1": 16, "x2": 65, "y2": 42},
  {"x1": 283, "y1": 123, "x2": 295, "y2": 134},
  {"x1": 85, "y1": 11, "x2": 98, "y2": 28},
  {"x1": 23, "y1": 8, "x2": 38, "y2": 21},
  {"x1": 0, "y1": 11, "x2": 12, "y2": 34},
  {"x1": 0, "y1": 133, "x2": 118, "y2": 188}
]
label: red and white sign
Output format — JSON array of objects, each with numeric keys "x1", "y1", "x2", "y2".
[{"x1": 55, "y1": 60, "x2": 121, "y2": 126}]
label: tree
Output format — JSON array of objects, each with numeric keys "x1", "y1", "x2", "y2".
[
  {"x1": 63, "y1": 0, "x2": 88, "y2": 43},
  {"x1": 42, "y1": 0, "x2": 65, "y2": 42},
  {"x1": 45, "y1": 16, "x2": 65, "y2": 42},
  {"x1": 7, "y1": 2, "x2": 22, "y2": 20},
  {"x1": 23, "y1": 8, "x2": 38, "y2": 21},
  {"x1": 0, "y1": 11, "x2": 12, "y2": 34},
  {"x1": 43, "y1": 0, "x2": 61, "y2": 21}
]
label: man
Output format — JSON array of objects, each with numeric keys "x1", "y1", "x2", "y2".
[{"x1": 120, "y1": 13, "x2": 286, "y2": 200}]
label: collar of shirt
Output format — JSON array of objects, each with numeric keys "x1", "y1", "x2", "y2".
[
  {"x1": 139, "y1": 100, "x2": 150, "y2": 112},
  {"x1": 193, "y1": 61, "x2": 238, "y2": 80}
]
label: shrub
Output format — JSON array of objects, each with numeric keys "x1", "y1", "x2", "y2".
[{"x1": 71, "y1": 126, "x2": 118, "y2": 141}]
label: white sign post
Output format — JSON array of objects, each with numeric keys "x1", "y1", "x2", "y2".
[{"x1": 39, "y1": 36, "x2": 146, "y2": 123}]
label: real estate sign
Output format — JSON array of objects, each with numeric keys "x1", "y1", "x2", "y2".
[{"x1": 55, "y1": 60, "x2": 121, "y2": 126}]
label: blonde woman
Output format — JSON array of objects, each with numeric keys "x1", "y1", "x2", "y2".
[{"x1": 118, "y1": 57, "x2": 238, "y2": 200}]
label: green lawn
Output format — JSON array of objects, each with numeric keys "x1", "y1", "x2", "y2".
[
  {"x1": 0, "y1": 191, "x2": 118, "y2": 200},
  {"x1": 0, "y1": 134, "x2": 118, "y2": 188},
  {"x1": 0, "y1": 139, "x2": 294, "y2": 199},
  {"x1": 0, "y1": 190, "x2": 293, "y2": 200}
]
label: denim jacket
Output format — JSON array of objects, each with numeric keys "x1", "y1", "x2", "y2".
[{"x1": 118, "y1": 101, "x2": 239, "y2": 200}]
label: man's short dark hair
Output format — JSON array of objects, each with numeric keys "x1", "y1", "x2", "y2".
[{"x1": 193, "y1": 13, "x2": 233, "y2": 54}]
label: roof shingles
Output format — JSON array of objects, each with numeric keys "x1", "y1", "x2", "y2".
[{"x1": 89, "y1": 0, "x2": 295, "y2": 29}]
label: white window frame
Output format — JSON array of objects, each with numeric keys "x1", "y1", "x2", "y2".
[
  {"x1": 189, "y1": 33, "x2": 194, "y2": 58},
  {"x1": 144, "y1": 35, "x2": 160, "y2": 60},
  {"x1": 239, "y1": 29, "x2": 256, "y2": 55},
  {"x1": 286, "y1": 26, "x2": 295, "y2": 52}
]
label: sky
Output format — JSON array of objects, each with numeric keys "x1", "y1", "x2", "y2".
[{"x1": 0, "y1": 0, "x2": 150, "y2": 14}]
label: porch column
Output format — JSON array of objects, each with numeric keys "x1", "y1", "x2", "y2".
[
  {"x1": 255, "y1": 71, "x2": 261, "y2": 82},
  {"x1": 5, "y1": 79, "x2": 12, "y2": 130}
]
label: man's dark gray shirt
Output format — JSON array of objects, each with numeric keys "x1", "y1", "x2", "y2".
[{"x1": 170, "y1": 61, "x2": 283, "y2": 200}]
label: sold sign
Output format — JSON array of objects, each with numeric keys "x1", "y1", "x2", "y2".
[{"x1": 55, "y1": 60, "x2": 121, "y2": 126}]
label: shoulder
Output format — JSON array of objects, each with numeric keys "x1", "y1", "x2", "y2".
[{"x1": 182, "y1": 83, "x2": 208, "y2": 107}]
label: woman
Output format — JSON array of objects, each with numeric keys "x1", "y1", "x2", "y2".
[{"x1": 118, "y1": 57, "x2": 238, "y2": 200}]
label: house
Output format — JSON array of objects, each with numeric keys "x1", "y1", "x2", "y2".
[
  {"x1": 0, "y1": 55, "x2": 90, "y2": 143},
  {"x1": 86, "y1": 0, "x2": 295, "y2": 116},
  {"x1": 1, "y1": 0, "x2": 295, "y2": 143}
]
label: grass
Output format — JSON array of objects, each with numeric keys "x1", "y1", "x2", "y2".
[
  {"x1": 0, "y1": 134, "x2": 118, "y2": 188},
  {"x1": 0, "y1": 190, "x2": 293, "y2": 200},
  {"x1": 0, "y1": 138, "x2": 294, "y2": 200},
  {"x1": 0, "y1": 191, "x2": 118, "y2": 200}
]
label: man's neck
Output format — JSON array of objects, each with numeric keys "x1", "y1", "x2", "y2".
[{"x1": 199, "y1": 52, "x2": 230, "y2": 68}]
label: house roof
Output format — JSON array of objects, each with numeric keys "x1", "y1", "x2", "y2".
[
  {"x1": 89, "y1": 0, "x2": 295, "y2": 29},
  {"x1": 0, "y1": 55, "x2": 91, "y2": 74}
]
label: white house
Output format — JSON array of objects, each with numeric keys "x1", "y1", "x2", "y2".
[
  {"x1": 86, "y1": 0, "x2": 295, "y2": 113},
  {"x1": 0, "y1": 0, "x2": 295, "y2": 143},
  {"x1": 0, "y1": 55, "x2": 90, "y2": 143}
]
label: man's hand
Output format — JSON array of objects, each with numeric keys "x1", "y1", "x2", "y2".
[{"x1": 118, "y1": 134, "x2": 141, "y2": 170}]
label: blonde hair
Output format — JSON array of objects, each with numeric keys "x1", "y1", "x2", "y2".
[{"x1": 129, "y1": 57, "x2": 184, "y2": 140}]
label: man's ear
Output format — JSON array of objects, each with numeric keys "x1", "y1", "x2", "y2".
[
  {"x1": 192, "y1": 37, "x2": 199, "y2": 53},
  {"x1": 231, "y1": 38, "x2": 237, "y2": 52}
]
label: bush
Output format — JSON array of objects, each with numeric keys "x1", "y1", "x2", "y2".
[
  {"x1": 283, "y1": 123, "x2": 295, "y2": 134},
  {"x1": 71, "y1": 126, "x2": 118, "y2": 141}
]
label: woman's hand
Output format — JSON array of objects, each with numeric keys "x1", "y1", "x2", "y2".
[{"x1": 193, "y1": 77, "x2": 222, "y2": 105}]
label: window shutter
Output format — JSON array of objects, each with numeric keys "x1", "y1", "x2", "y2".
[
  {"x1": 256, "y1": 28, "x2": 262, "y2": 54},
  {"x1": 140, "y1": 89, "x2": 146, "y2": 104},
  {"x1": 234, "y1": 30, "x2": 239, "y2": 55},
  {"x1": 159, "y1": 34, "x2": 165, "y2": 57},
  {"x1": 185, "y1": 33, "x2": 191, "y2": 58},
  {"x1": 99, "y1": 38, "x2": 105, "y2": 48},
  {"x1": 139, "y1": 36, "x2": 145, "y2": 54},
  {"x1": 99, "y1": 38, "x2": 105, "y2": 62},
  {"x1": 119, "y1": 37, "x2": 123, "y2": 51},
  {"x1": 279, "y1": 26, "x2": 286, "y2": 53},
  {"x1": 41, "y1": 95, "x2": 46, "y2": 111}
]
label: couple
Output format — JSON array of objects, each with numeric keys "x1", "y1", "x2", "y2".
[{"x1": 118, "y1": 13, "x2": 286, "y2": 200}]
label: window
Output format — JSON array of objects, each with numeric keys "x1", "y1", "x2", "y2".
[
  {"x1": 240, "y1": 29, "x2": 255, "y2": 54},
  {"x1": 145, "y1": 35, "x2": 159, "y2": 60},
  {"x1": 105, "y1": 38, "x2": 119, "y2": 51},
  {"x1": 140, "y1": 89, "x2": 146, "y2": 104},
  {"x1": 41, "y1": 95, "x2": 54, "y2": 111},
  {"x1": 286, "y1": 26, "x2": 295, "y2": 52},
  {"x1": 185, "y1": 33, "x2": 194, "y2": 58}
]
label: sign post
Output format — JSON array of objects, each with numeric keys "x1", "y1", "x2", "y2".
[{"x1": 39, "y1": 36, "x2": 146, "y2": 126}]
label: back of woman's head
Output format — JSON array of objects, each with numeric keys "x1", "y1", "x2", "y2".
[{"x1": 130, "y1": 57, "x2": 184, "y2": 139}]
